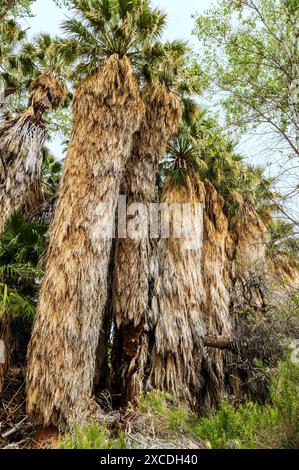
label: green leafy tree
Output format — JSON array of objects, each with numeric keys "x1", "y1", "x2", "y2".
[{"x1": 194, "y1": 0, "x2": 299, "y2": 158}]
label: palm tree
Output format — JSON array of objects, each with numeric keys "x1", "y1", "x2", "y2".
[
  {"x1": 141, "y1": 129, "x2": 211, "y2": 403},
  {"x1": 200, "y1": 179, "x2": 231, "y2": 410},
  {"x1": 26, "y1": 0, "x2": 165, "y2": 429},
  {"x1": 0, "y1": 18, "x2": 29, "y2": 101},
  {"x1": 0, "y1": 33, "x2": 68, "y2": 232},
  {"x1": 111, "y1": 41, "x2": 189, "y2": 404}
]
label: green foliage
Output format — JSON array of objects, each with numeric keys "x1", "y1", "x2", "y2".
[
  {"x1": 194, "y1": 0, "x2": 299, "y2": 158},
  {"x1": 0, "y1": 212, "x2": 47, "y2": 324},
  {"x1": 40, "y1": 147, "x2": 63, "y2": 198},
  {"x1": 136, "y1": 358, "x2": 299, "y2": 449},
  {"x1": 160, "y1": 111, "x2": 279, "y2": 219},
  {"x1": 268, "y1": 219, "x2": 299, "y2": 259},
  {"x1": 60, "y1": 422, "x2": 127, "y2": 449},
  {"x1": 193, "y1": 357, "x2": 299, "y2": 449},
  {"x1": 58, "y1": 0, "x2": 166, "y2": 80},
  {"x1": 138, "y1": 391, "x2": 191, "y2": 433}
]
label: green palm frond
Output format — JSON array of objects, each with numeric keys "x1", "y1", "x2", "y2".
[
  {"x1": 0, "y1": 212, "x2": 48, "y2": 324},
  {"x1": 58, "y1": 0, "x2": 166, "y2": 81}
]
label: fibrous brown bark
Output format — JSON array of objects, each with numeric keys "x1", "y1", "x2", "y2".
[
  {"x1": 0, "y1": 72, "x2": 67, "y2": 232},
  {"x1": 0, "y1": 112, "x2": 46, "y2": 232},
  {"x1": 144, "y1": 181, "x2": 207, "y2": 402},
  {"x1": 199, "y1": 180, "x2": 232, "y2": 409},
  {"x1": 111, "y1": 86, "x2": 181, "y2": 404},
  {"x1": 26, "y1": 55, "x2": 143, "y2": 429}
]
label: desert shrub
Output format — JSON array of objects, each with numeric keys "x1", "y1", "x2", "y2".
[
  {"x1": 60, "y1": 422, "x2": 127, "y2": 449},
  {"x1": 193, "y1": 356, "x2": 299, "y2": 449}
]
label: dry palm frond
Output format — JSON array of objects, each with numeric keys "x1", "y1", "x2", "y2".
[
  {"x1": 229, "y1": 204, "x2": 269, "y2": 274},
  {"x1": 0, "y1": 111, "x2": 47, "y2": 232},
  {"x1": 26, "y1": 55, "x2": 143, "y2": 430},
  {"x1": 28, "y1": 72, "x2": 67, "y2": 115},
  {"x1": 143, "y1": 182, "x2": 206, "y2": 402},
  {"x1": 111, "y1": 84, "x2": 181, "y2": 404},
  {"x1": 0, "y1": 69, "x2": 67, "y2": 232},
  {"x1": 199, "y1": 180, "x2": 231, "y2": 410}
]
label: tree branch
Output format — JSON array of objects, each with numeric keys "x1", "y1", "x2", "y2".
[{"x1": 0, "y1": 0, "x2": 16, "y2": 22}]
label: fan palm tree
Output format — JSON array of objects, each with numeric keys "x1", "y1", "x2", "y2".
[
  {"x1": 0, "y1": 33, "x2": 68, "y2": 232},
  {"x1": 140, "y1": 128, "x2": 212, "y2": 403},
  {"x1": 111, "y1": 41, "x2": 192, "y2": 404},
  {"x1": 26, "y1": 0, "x2": 166, "y2": 429}
]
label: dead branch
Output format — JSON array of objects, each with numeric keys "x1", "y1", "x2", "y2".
[{"x1": 203, "y1": 335, "x2": 234, "y2": 350}]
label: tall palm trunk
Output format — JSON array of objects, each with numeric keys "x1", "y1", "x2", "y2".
[
  {"x1": 111, "y1": 86, "x2": 181, "y2": 404},
  {"x1": 144, "y1": 180, "x2": 207, "y2": 402},
  {"x1": 199, "y1": 180, "x2": 231, "y2": 410},
  {"x1": 26, "y1": 55, "x2": 143, "y2": 429},
  {"x1": 0, "y1": 73, "x2": 66, "y2": 392},
  {"x1": 0, "y1": 72, "x2": 66, "y2": 232},
  {"x1": 0, "y1": 112, "x2": 46, "y2": 232}
]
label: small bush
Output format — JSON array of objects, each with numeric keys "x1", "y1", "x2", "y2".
[
  {"x1": 60, "y1": 423, "x2": 127, "y2": 449},
  {"x1": 192, "y1": 356, "x2": 299, "y2": 449}
]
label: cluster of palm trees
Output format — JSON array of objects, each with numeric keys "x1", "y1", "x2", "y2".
[{"x1": 0, "y1": 0, "x2": 297, "y2": 432}]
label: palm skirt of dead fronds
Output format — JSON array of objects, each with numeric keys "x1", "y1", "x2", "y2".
[
  {"x1": 111, "y1": 85, "x2": 182, "y2": 404},
  {"x1": 26, "y1": 55, "x2": 144, "y2": 430}
]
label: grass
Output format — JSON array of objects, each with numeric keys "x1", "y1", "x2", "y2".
[
  {"x1": 60, "y1": 423, "x2": 127, "y2": 449},
  {"x1": 138, "y1": 356, "x2": 299, "y2": 449},
  {"x1": 59, "y1": 356, "x2": 299, "y2": 449}
]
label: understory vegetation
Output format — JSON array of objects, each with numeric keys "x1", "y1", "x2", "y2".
[{"x1": 59, "y1": 356, "x2": 299, "y2": 449}]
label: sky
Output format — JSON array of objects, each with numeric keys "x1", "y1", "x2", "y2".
[{"x1": 24, "y1": 0, "x2": 214, "y2": 42}]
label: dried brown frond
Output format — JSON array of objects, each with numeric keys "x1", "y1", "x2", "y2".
[
  {"x1": 26, "y1": 55, "x2": 143, "y2": 430},
  {"x1": 29, "y1": 72, "x2": 67, "y2": 114},
  {"x1": 0, "y1": 111, "x2": 46, "y2": 231}
]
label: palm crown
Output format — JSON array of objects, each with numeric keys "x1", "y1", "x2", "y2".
[{"x1": 59, "y1": 0, "x2": 166, "y2": 81}]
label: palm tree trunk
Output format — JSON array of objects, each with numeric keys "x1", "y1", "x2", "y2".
[
  {"x1": 26, "y1": 55, "x2": 143, "y2": 430},
  {"x1": 0, "y1": 112, "x2": 47, "y2": 232},
  {"x1": 198, "y1": 180, "x2": 231, "y2": 410},
  {"x1": 0, "y1": 72, "x2": 67, "y2": 232},
  {"x1": 144, "y1": 181, "x2": 207, "y2": 403},
  {"x1": 111, "y1": 86, "x2": 181, "y2": 404}
]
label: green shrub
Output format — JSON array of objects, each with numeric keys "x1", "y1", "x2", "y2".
[
  {"x1": 60, "y1": 422, "x2": 127, "y2": 449},
  {"x1": 192, "y1": 356, "x2": 299, "y2": 449}
]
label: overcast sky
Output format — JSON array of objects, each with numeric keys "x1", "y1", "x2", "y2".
[{"x1": 24, "y1": 0, "x2": 214, "y2": 43}]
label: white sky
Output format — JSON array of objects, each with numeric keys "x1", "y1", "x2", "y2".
[{"x1": 25, "y1": 0, "x2": 214, "y2": 42}]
